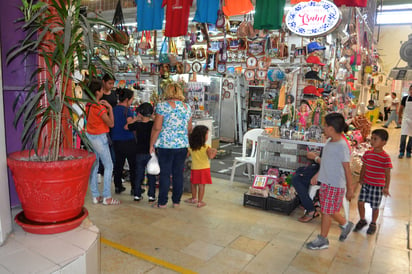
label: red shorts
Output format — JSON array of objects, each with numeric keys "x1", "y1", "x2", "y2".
[
  {"x1": 191, "y1": 168, "x2": 212, "y2": 185},
  {"x1": 319, "y1": 183, "x2": 345, "y2": 215}
]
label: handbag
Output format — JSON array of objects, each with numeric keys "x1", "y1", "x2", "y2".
[
  {"x1": 147, "y1": 153, "x2": 160, "y2": 175},
  {"x1": 107, "y1": 0, "x2": 129, "y2": 45},
  {"x1": 159, "y1": 37, "x2": 170, "y2": 64},
  {"x1": 216, "y1": 1, "x2": 226, "y2": 29},
  {"x1": 168, "y1": 38, "x2": 178, "y2": 65},
  {"x1": 139, "y1": 31, "x2": 152, "y2": 50}
]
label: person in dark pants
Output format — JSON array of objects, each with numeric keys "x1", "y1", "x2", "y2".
[
  {"x1": 127, "y1": 103, "x2": 157, "y2": 202},
  {"x1": 292, "y1": 151, "x2": 321, "y2": 222},
  {"x1": 111, "y1": 88, "x2": 137, "y2": 194},
  {"x1": 383, "y1": 92, "x2": 392, "y2": 121},
  {"x1": 398, "y1": 85, "x2": 412, "y2": 158},
  {"x1": 150, "y1": 83, "x2": 192, "y2": 208}
]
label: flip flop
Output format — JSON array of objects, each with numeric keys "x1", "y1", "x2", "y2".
[
  {"x1": 197, "y1": 201, "x2": 206, "y2": 208},
  {"x1": 298, "y1": 211, "x2": 319, "y2": 223},
  {"x1": 102, "y1": 197, "x2": 120, "y2": 205},
  {"x1": 184, "y1": 198, "x2": 197, "y2": 204},
  {"x1": 92, "y1": 196, "x2": 103, "y2": 204}
]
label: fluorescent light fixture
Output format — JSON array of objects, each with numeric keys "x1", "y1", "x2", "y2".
[
  {"x1": 124, "y1": 22, "x2": 137, "y2": 27},
  {"x1": 377, "y1": 10, "x2": 412, "y2": 24},
  {"x1": 378, "y1": 4, "x2": 412, "y2": 10}
]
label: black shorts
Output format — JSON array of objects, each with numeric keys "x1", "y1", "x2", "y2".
[{"x1": 358, "y1": 184, "x2": 384, "y2": 209}]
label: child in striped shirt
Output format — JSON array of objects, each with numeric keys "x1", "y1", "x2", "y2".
[{"x1": 354, "y1": 129, "x2": 393, "y2": 235}]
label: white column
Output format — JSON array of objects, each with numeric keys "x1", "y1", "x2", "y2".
[{"x1": 0, "y1": 44, "x2": 12, "y2": 244}]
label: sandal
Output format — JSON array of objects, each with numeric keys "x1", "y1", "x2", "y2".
[
  {"x1": 184, "y1": 198, "x2": 197, "y2": 204},
  {"x1": 298, "y1": 211, "x2": 319, "y2": 223},
  {"x1": 92, "y1": 196, "x2": 103, "y2": 204},
  {"x1": 367, "y1": 223, "x2": 377, "y2": 235},
  {"x1": 102, "y1": 197, "x2": 120, "y2": 205},
  {"x1": 197, "y1": 201, "x2": 207, "y2": 208}
]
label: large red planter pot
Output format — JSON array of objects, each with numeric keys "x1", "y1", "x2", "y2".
[{"x1": 7, "y1": 148, "x2": 95, "y2": 223}]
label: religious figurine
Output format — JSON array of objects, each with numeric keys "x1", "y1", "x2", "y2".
[
  {"x1": 281, "y1": 94, "x2": 295, "y2": 127},
  {"x1": 297, "y1": 103, "x2": 311, "y2": 130},
  {"x1": 312, "y1": 99, "x2": 325, "y2": 126}
]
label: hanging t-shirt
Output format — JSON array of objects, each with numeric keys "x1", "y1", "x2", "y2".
[
  {"x1": 222, "y1": 0, "x2": 253, "y2": 17},
  {"x1": 334, "y1": 0, "x2": 367, "y2": 7},
  {"x1": 193, "y1": 0, "x2": 219, "y2": 24},
  {"x1": 162, "y1": 0, "x2": 193, "y2": 37},
  {"x1": 136, "y1": 0, "x2": 165, "y2": 31},
  {"x1": 290, "y1": 0, "x2": 320, "y2": 4},
  {"x1": 254, "y1": 0, "x2": 286, "y2": 30}
]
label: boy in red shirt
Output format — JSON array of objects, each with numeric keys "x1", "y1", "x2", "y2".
[{"x1": 354, "y1": 129, "x2": 392, "y2": 234}]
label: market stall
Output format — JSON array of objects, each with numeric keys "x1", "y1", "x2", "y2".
[{"x1": 79, "y1": 0, "x2": 380, "y2": 211}]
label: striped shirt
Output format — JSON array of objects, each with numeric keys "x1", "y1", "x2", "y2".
[{"x1": 361, "y1": 150, "x2": 392, "y2": 187}]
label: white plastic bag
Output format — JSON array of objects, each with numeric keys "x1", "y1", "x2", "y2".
[{"x1": 147, "y1": 153, "x2": 160, "y2": 175}]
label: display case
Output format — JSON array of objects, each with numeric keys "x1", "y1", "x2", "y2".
[
  {"x1": 260, "y1": 85, "x2": 283, "y2": 129},
  {"x1": 174, "y1": 74, "x2": 222, "y2": 146},
  {"x1": 247, "y1": 85, "x2": 264, "y2": 129},
  {"x1": 256, "y1": 136, "x2": 325, "y2": 175}
]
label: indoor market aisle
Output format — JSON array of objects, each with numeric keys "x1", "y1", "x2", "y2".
[{"x1": 84, "y1": 126, "x2": 412, "y2": 273}]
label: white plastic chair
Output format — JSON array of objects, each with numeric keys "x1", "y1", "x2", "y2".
[
  {"x1": 230, "y1": 129, "x2": 265, "y2": 182},
  {"x1": 309, "y1": 184, "x2": 350, "y2": 221}
]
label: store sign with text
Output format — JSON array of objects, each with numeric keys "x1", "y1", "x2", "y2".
[{"x1": 286, "y1": 0, "x2": 341, "y2": 37}]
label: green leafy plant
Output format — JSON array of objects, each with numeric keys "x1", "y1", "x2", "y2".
[{"x1": 7, "y1": 0, "x2": 122, "y2": 161}]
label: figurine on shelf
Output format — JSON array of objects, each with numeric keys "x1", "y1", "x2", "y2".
[
  {"x1": 281, "y1": 94, "x2": 295, "y2": 127},
  {"x1": 297, "y1": 103, "x2": 311, "y2": 130},
  {"x1": 311, "y1": 99, "x2": 325, "y2": 126}
]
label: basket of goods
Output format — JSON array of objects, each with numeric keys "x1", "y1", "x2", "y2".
[
  {"x1": 267, "y1": 173, "x2": 299, "y2": 214},
  {"x1": 243, "y1": 175, "x2": 277, "y2": 209}
]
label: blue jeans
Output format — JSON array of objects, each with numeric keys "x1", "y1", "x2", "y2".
[
  {"x1": 86, "y1": 133, "x2": 113, "y2": 198},
  {"x1": 135, "y1": 153, "x2": 156, "y2": 198},
  {"x1": 384, "y1": 110, "x2": 400, "y2": 127},
  {"x1": 292, "y1": 168, "x2": 317, "y2": 212},
  {"x1": 157, "y1": 148, "x2": 188, "y2": 206},
  {"x1": 399, "y1": 135, "x2": 412, "y2": 154}
]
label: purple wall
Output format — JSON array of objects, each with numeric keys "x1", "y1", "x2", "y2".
[{"x1": 1, "y1": 0, "x2": 36, "y2": 206}]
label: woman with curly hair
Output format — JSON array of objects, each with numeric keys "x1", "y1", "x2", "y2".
[
  {"x1": 150, "y1": 82, "x2": 192, "y2": 208},
  {"x1": 185, "y1": 125, "x2": 217, "y2": 208}
]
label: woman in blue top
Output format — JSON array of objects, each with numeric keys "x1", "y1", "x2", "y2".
[
  {"x1": 111, "y1": 88, "x2": 137, "y2": 195},
  {"x1": 150, "y1": 83, "x2": 192, "y2": 208}
]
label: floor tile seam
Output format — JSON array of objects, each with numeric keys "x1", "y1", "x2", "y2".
[{"x1": 100, "y1": 236, "x2": 197, "y2": 274}]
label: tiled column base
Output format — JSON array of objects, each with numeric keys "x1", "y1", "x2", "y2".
[{"x1": 0, "y1": 216, "x2": 100, "y2": 274}]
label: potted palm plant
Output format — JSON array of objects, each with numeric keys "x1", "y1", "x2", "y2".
[{"x1": 6, "y1": 0, "x2": 122, "y2": 234}]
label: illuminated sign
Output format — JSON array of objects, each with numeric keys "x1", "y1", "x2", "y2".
[{"x1": 286, "y1": 0, "x2": 341, "y2": 37}]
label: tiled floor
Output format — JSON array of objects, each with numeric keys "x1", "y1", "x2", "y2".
[
  {"x1": 87, "y1": 126, "x2": 412, "y2": 273},
  {"x1": 2, "y1": 126, "x2": 412, "y2": 273}
]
